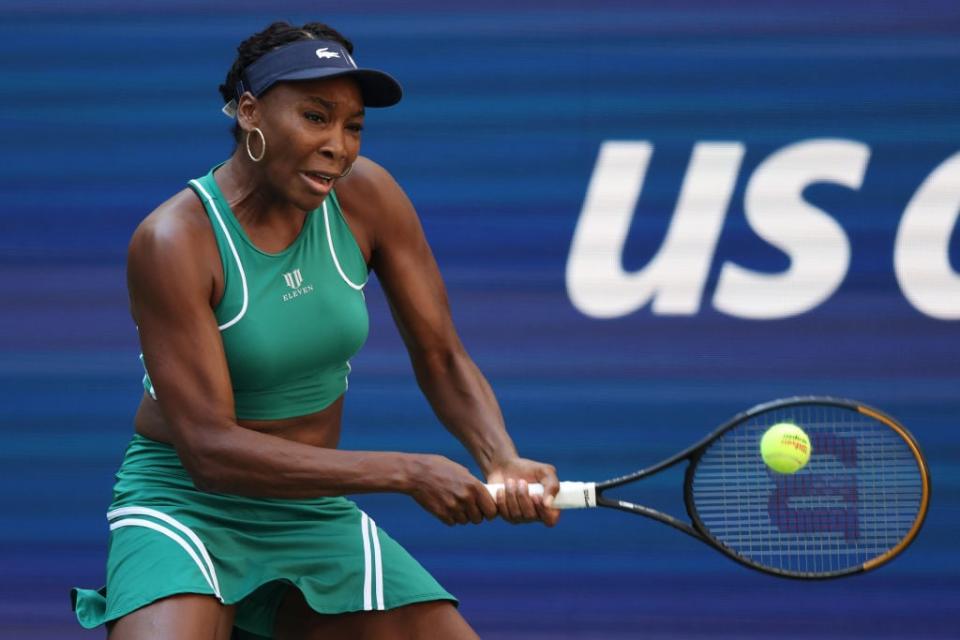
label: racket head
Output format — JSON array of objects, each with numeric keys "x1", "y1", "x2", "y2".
[{"x1": 684, "y1": 397, "x2": 930, "y2": 579}]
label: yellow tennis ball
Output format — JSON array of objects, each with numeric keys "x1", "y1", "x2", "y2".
[{"x1": 760, "y1": 422, "x2": 812, "y2": 473}]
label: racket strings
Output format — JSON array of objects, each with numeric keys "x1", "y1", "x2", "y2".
[{"x1": 689, "y1": 404, "x2": 925, "y2": 576}]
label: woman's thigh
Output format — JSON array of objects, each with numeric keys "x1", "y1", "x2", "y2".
[
  {"x1": 273, "y1": 588, "x2": 479, "y2": 640},
  {"x1": 108, "y1": 594, "x2": 236, "y2": 640}
]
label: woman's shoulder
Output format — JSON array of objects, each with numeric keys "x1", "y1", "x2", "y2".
[
  {"x1": 136, "y1": 187, "x2": 209, "y2": 239},
  {"x1": 131, "y1": 188, "x2": 210, "y2": 244},
  {"x1": 128, "y1": 186, "x2": 217, "y2": 274},
  {"x1": 335, "y1": 156, "x2": 415, "y2": 223}
]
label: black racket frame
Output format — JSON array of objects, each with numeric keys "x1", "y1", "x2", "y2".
[{"x1": 591, "y1": 396, "x2": 931, "y2": 579}]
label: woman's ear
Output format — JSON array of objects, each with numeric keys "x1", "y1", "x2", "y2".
[{"x1": 235, "y1": 91, "x2": 261, "y2": 132}]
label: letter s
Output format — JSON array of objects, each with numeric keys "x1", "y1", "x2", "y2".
[{"x1": 713, "y1": 139, "x2": 868, "y2": 319}]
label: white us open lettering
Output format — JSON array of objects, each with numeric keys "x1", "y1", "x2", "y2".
[{"x1": 566, "y1": 140, "x2": 960, "y2": 320}]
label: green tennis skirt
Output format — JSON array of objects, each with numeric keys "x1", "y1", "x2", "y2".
[{"x1": 71, "y1": 434, "x2": 455, "y2": 638}]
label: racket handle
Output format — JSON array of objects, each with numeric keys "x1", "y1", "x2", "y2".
[{"x1": 483, "y1": 481, "x2": 597, "y2": 509}]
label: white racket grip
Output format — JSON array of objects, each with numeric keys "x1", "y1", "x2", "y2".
[{"x1": 483, "y1": 481, "x2": 597, "y2": 509}]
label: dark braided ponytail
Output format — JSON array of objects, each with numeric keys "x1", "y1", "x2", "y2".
[{"x1": 219, "y1": 21, "x2": 354, "y2": 141}]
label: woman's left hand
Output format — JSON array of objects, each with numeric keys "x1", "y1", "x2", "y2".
[{"x1": 486, "y1": 458, "x2": 562, "y2": 527}]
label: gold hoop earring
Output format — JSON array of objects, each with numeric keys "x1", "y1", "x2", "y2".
[
  {"x1": 339, "y1": 163, "x2": 353, "y2": 178},
  {"x1": 245, "y1": 127, "x2": 266, "y2": 162}
]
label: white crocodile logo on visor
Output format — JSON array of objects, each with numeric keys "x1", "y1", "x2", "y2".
[{"x1": 316, "y1": 48, "x2": 341, "y2": 60}]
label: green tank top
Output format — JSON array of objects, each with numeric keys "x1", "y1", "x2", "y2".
[{"x1": 141, "y1": 164, "x2": 369, "y2": 420}]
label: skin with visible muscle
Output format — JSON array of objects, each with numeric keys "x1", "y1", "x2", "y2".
[{"x1": 112, "y1": 76, "x2": 559, "y2": 639}]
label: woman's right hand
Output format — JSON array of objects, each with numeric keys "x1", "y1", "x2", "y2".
[{"x1": 407, "y1": 454, "x2": 499, "y2": 525}]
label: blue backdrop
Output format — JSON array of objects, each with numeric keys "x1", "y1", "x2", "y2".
[{"x1": 1, "y1": 1, "x2": 958, "y2": 637}]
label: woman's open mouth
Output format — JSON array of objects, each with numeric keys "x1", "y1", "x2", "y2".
[{"x1": 300, "y1": 170, "x2": 336, "y2": 193}]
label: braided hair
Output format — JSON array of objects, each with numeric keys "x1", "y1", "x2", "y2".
[{"x1": 219, "y1": 21, "x2": 354, "y2": 141}]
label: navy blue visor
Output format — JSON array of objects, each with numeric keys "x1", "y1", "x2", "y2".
[{"x1": 223, "y1": 39, "x2": 402, "y2": 116}]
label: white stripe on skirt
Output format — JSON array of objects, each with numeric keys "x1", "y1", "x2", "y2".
[
  {"x1": 360, "y1": 512, "x2": 385, "y2": 610},
  {"x1": 361, "y1": 512, "x2": 373, "y2": 610},
  {"x1": 108, "y1": 505, "x2": 221, "y2": 598}
]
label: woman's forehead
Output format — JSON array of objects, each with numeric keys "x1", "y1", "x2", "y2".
[{"x1": 269, "y1": 76, "x2": 364, "y2": 109}]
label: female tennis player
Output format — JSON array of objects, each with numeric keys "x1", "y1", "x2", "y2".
[{"x1": 72, "y1": 21, "x2": 560, "y2": 639}]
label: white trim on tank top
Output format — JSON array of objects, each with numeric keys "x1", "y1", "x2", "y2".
[
  {"x1": 189, "y1": 179, "x2": 249, "y2": 331},
  {"x1": 323, "y1": 199, "x2": 368, "y2": 290}
]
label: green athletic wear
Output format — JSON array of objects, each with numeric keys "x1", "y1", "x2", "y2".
[
  {"x1": 71, "y1": 435, "x2": 456, "y2": 637},
  {"x1": 142, "y1": 163, "x2": 370, "y2": 420},
  {"x1": 74, "y1": 167, "x2": 455, "y2": 635}
]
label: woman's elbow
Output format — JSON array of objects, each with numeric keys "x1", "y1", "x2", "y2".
[
  {"x1": 414, "y1": 345, "x2": 467, "y2": 379},
  {"x1": 170, "y1": 426, "x2": 231, "y2": 492}
]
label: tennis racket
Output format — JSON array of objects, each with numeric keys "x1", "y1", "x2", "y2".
[{"x1": 486, "y1": 396, "x2": 930, "y2": 579}]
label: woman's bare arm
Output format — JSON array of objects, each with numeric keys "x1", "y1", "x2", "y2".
[{"x1": 343, "y1": 158, "x2": 560, "y2": 524}]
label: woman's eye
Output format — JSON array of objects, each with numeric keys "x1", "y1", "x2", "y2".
[
  {"x1": 348, "y1": 123, "x2": 364, "y2": 133},
  {"x1": 305, "y1": 112, "x2": 326, "y2": 123}
]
